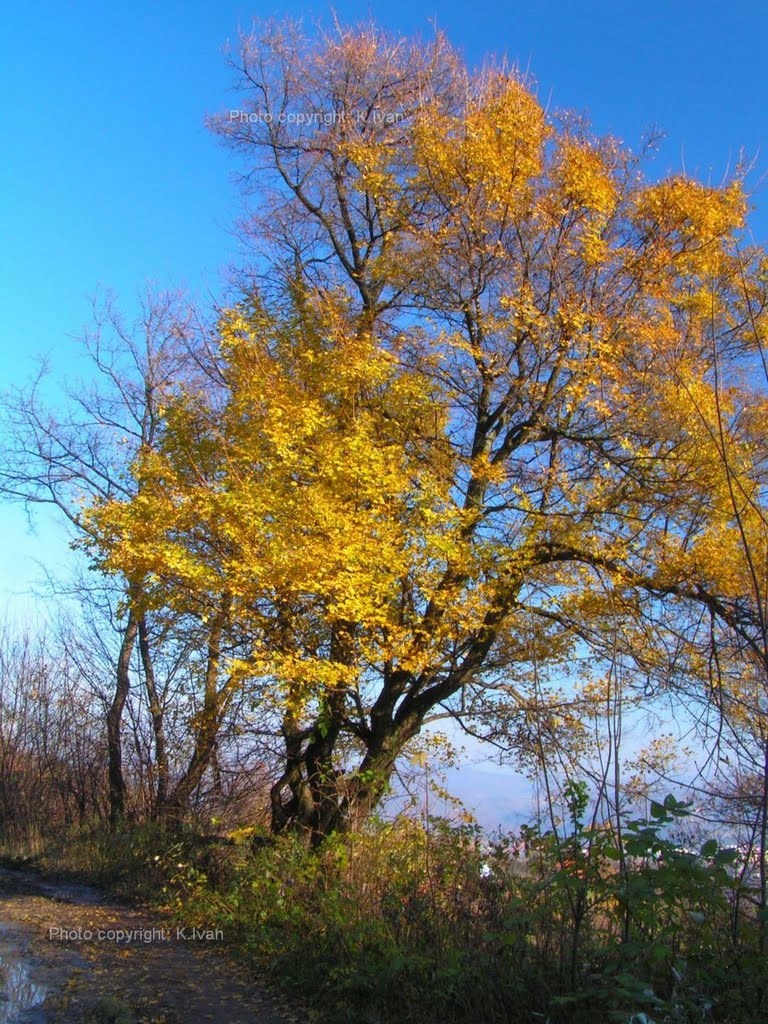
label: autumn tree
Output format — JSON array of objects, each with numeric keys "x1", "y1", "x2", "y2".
[
  {"x1": 0, "y1": 290, "x2": 268, "y2": 823},
  {"x1": 81, "y1": 20, "x2": 766, "y2": 843},
  {"x1": 633, "y1": 255, "x2": 768, "y2": 947}
]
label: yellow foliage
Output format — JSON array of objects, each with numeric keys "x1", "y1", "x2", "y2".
[
  {"x1": 554, "y1": 139, "x2": 617, "y2": 215},
  {"x1": 413, "y1": 72, "x2": 547, "y2": 215},
  {"x1": 633, "y1": 177, "x2": 746, "y2": 277}
]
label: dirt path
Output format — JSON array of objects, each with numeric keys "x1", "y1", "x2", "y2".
[{"x1": 0, "y1": 867, "x2": 298, "y2": 1024}]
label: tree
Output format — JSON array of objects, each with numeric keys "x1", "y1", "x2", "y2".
[
  {"x1": 0, "y1": 289, "x2": 257, "y2": 824},
  {"x1": 636, "y1": 253, "x2": 768, "y2": 952},
  {"x1": 80, "y1": 20, "x2": 767, "y2": 844}
]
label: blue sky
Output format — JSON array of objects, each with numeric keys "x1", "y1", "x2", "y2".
[
  {"x1": 2, "y1": 0, "x2": 764, "y2": 826},
  {"x1": 2, "y1": 0, "x2": 766, "y2": 393}
]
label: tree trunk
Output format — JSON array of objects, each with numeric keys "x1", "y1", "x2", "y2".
[
  {"x1": 137, "y1": 615, "x2": 169, "y2": 811},
  {"x1": 107, "y1": 609, "x2": 138, "y2": 827},
  {"x1": 164, "y1": 595, "x2": 232, "y2": 817},
  {"x1": 270, "y1": 703, "x2": 421, "y2": 845}
]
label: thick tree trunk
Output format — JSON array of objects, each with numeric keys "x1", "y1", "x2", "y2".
[
  {"x1": 107, "y1": 609, "x2": 138, "y2": 827},
  {"x1": 270, "y1": 701, "x2": 421, "y2": 845},
  {"x1": 270, "y1": 721, "x2": 317, "y2": 841}
]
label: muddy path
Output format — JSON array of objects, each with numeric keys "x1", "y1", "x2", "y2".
[{"x1": 0, "y1": 867, "x2": 297, "y2": 1024}]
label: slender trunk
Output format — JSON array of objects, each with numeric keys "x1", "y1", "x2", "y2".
[
  {"x1": 758, "y1": 740, "x2": 768, "y2": 957},
  {"x1": 165, "y1": 595, "x2": 232, "y2": 816},
  {"x1": 107, "y1": 609, "x2": 138, "y2": 827},
  {"x1": 137, "y1": 615, "x2": 169, "y2": 811}
]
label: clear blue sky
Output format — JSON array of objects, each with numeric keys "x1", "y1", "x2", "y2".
[
  {"x1": 2, "y1": 0, "x2": 763, "y2": 824},
  {"x1": 2, "y1": 0, "x2": 766, "y2": 391}
]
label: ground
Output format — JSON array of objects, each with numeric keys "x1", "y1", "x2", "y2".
[{"x1": 0, "y1": 867, "x2": 298, "y2": 1024}]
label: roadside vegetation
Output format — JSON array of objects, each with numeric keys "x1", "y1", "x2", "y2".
[
  {"x1": 4, "y1": 773, "x2": 767, "y2": 1024},
  {"x1": 0, "y1": 628, "x2": 766, "y2": 1024}
]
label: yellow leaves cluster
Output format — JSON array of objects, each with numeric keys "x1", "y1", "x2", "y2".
[
  {"x1": 554, "y1": 139, "x2": 617, "y2": 216},
  {"x1": 413, "y1": 72, "x2": 547, "y2": 214},
  {"x1": 343, "y1": 138, "x2": 396, "y2": 199},
  {"x1": 86, "y1": 296, "x2": 481, "y2": 706},
  {"x1": 637, "y1": 178, "x2": 746, "y2": 239},
  {"x1": 630, "y1": 349, "x2": 768, "y2": 608},
  {"x1": 542, "y1": 137, "x2": 620, "y2": 267},
  {"x1": 634, "y1": 177, "x2": 746, "y2": 279}
]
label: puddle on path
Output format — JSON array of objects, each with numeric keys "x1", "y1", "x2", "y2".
[
  {"x1": 34, "y1": 880, "x2": 105, "y2": 907},
  {"x1": 0, "y1": 945, "x2": 47, "y2": 1023}
]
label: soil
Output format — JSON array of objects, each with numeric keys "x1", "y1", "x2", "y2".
[{"x1": 0, "y1": 866, "x2": 300, "y2": 1024}]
